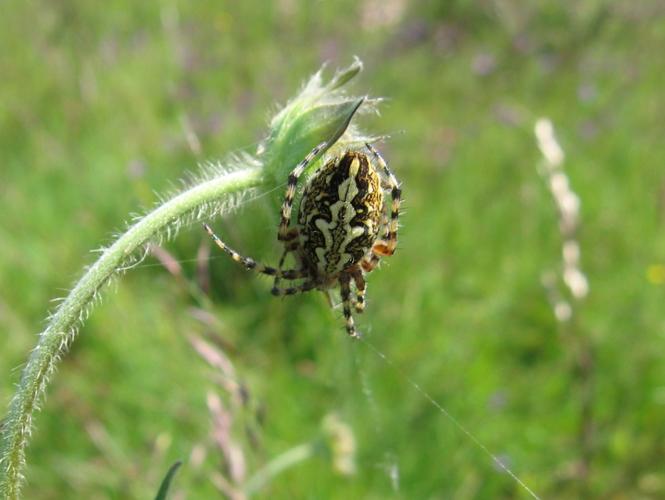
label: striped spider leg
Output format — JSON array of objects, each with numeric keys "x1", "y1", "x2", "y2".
[{"x1": 203, "y1": 142, "x2": 327, "y2": 296}]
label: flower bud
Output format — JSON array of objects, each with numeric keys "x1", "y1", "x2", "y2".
[{"x1": 261, "y1": 60, "x2": 369, "y2": 186}]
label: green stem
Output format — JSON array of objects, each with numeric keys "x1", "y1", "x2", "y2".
[{"x1": 0, "y1": 167, "x2": 263, "y2": 499}]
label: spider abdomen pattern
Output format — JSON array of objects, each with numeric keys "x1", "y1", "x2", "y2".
[{"x1": 298, "y1": 152, "x2": 383, "y2": 278}]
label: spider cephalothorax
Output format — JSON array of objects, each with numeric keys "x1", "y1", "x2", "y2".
[{"x1": 204, "y1": 142, "x2": 401, "y2": 338}]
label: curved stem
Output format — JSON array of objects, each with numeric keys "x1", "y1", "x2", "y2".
[{"x1": 0, "y1": 167, "x2": 263, "y2": 499}]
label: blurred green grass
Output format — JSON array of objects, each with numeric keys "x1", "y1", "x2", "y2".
[{"x1": 2, "y1": 0, "x2": 665, "y2": 498}]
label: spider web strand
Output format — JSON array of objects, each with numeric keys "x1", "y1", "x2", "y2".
[{"x1": 358, "y1": 337, "x2": 541, "y2": 500}]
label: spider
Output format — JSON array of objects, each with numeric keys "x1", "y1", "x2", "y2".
[{"x1": 203, "y1": 142, "x2": 401, "y2": 338}]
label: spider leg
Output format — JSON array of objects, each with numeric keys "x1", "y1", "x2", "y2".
[
  {"x1": 361, "y1": 250, "x2": 383, "y2": 273},
  {"x1": 361, "y1": 214, "x2": 389, "y2": 273},
  {"x1": 364, "y1": 230, "x2": 396, "y2": 272},
  {"x1": 350, "y1": 267, "x2": 367, "y2": 313},
  {"x1": 365, "y1": 143, "x2": 401, "y2": 257},
  {"x1": 271, "y1": 281, "x2": 316, "y2": 296},
  {"x1": 278, "y1": 141, "x2": 327, "y2": 242},
  {"x1": 204, "y1": 224, "x2": 306, "y2": 279},
  {"x1": 340, "y1": 275, "x2": 360, "y2": 338},
  {"x1": 272, "y1": 237, "x2": 301, "y2": 292}
]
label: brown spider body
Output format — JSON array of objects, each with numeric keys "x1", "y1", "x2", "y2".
[
  {"x1": 298, "y1": 152, "x2": 383, "y2": 282},
  {"x1": 204, "y1": 142, "x2": 401, "y2": 338}
]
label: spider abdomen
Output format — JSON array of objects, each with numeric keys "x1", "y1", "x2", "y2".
[{"x1": 298, "y1": 151, "x2": 383, "y2": 277}]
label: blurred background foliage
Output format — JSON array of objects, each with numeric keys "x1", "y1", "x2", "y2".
[{"x1": 1, "y1": 0, "x2": 664, "y2": 498}]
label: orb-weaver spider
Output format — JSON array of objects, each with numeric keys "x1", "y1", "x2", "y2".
[{"x1": 204, "y1": 142, "x2": 401, "y2": 338}]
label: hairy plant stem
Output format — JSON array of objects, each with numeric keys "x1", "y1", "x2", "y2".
[{"x1": 0, "y1": 168, "x2": 262, "y2": 499}]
